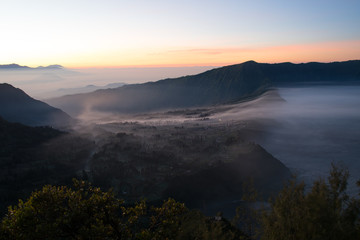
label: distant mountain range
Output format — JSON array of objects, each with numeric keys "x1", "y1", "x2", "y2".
[
  {"x1": 45, "y1": 60, "x2": 360, "y2": 118},
  {"x1": 41, "y1": 82, "x2": 127, "y2": 99},
  {"x1": 259, "y1": 60, "x2": 360, "y2": 83},
  {"x1": 0, "y1": 64, "x2": 64, "y2": 70},
  {"x1": 0, "y1": 83, "x2": 74, "y2": 128}
]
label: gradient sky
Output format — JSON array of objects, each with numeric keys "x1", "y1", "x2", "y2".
[{"x1": 1, "y1": 0, "x2": 360, "y2": 68}]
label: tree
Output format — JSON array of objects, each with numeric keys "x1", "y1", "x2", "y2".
[
  {"x1": 0, "y1": 179, "x2": 140, "y2": 239},
  {"x1": 260, "y1": 164, "x2": 360, "y2": 240},
  {"x1": 232, "y1": 178, "x2": 260, "y2": 239}
]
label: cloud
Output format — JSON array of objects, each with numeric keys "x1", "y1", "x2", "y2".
[
  {"x1": 160, "y1": 40, "x2": 360, "y2": 64},
  {"x1": 166, "y1": 47, "x2": 258, "y2": 55}
]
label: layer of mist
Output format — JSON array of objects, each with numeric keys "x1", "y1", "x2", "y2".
[
  {"x1": 100, "y1": 84, "x2": 359, "y2": 194},
  {"x1": 258, "y1": 85, "x2": 360, "y2": 194},
  {"x1": 206, "y1": 84, "x2": 360, "y2": 194},
  {"x1": 189, "y1": 84, "x2": 360, "y2": 194},
  {"x1": 2, "y1": 80, "x2": 359, "y2": 215},
  {"x1": 1, "y1": 66, "x2": 214, "y2": 99}
]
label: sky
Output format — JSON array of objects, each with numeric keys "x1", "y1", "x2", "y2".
[{"x1": 1, "y1": 0, "x2": 360, "y2": 68}]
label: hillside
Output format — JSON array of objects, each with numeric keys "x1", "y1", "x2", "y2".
[
  {"x1": 86, "y1": 119, "x2": 291, "y2": 216},
  {"x1": 46, "y1": 61, "x2": 270, "y2": 117},
  {"x1": 0, "y1": 116, "x2": 63, "y2": 154},
  {"x1": 0, "y1": 83, "x2": 74, "y2": 128},
  {"x1": 0, "y1": 117, "x2": 63, "y2": 211},
  {"x1": 0, "y1": 116, "x2": 94, "y2": 213},
  {"x1": 260, "y1": 60, "x2": 360, "y2": 83},
  {"x1": 45, "y1": 60, "x2": 360, "y2": 118}
]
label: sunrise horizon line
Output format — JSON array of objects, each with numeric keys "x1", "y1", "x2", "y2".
[{"x1": 3, "y1": 59, "x2": 360, "y2": 70}]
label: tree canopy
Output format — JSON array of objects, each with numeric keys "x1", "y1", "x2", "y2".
[
  {"x1": 0, "y1": 179, "x2": 247, "y2": 240},
  {"x1": 1, "y1": 164, "x2": 360, "y2": 239}
]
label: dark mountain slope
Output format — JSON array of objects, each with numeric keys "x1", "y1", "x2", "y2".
[
  {"x1": 46, "y1": 61, "x2": 270, "y2": 117},
  {"x1": 0, "y1": 116, "x2": 63, "y2": 155},
  {"x1": 0, "y1": 83, "x2": 74, "y2": 127},
  {"x1": 0, "y1": 115, "x2": 62, "y2": 140},
  {"x1": 0, "y1": 117, "x2": 63, "y2": 212},
  {"x1": 164, "y1": 143, "x2": 290, "y2": 209},
  {"x1": 0, "y1": 116, "x2": 94, "y2": 213}
]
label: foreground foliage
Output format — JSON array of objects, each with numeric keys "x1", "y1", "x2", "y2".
[
  {"x1": 0, "y1": 180, "x2": 247, "y2": 240},
  {"x1": 260, "y1": 164, "x2": 360, "y2": 240},
  {"x1": 1, "y1": 164, "x2": 360, "y2": 239}
]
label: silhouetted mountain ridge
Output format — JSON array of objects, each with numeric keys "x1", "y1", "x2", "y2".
[
  {"x1": 0, "y1": 64, "x2": 30, "y2": 70},
  {"x1": 0, "y1": 83, "x2": 74, "y2": 127},
  {"x1": 260, "y1": 60, "x2": 360, "y2": 83},
  {"x1": 46, "y1": 60, "x2": 360, "y2": 117},
  {"x1": 46, "y1": 61, "x2": 270, "y2": 116},
  {"x1": 0, "y1": 64, "x2": 64, "y2": 70}
]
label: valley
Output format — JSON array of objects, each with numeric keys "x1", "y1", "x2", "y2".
[
  {"x1": 80, "y1": 104, "x2": 290, "y2": 215},
  {"x1": 0, "y1": 90, "x2": 291, "y2": 217},
  {"x1": 1, "y1": 60, "x2": 360, "y2": 218},
  {"x1": 2, "y1": 1, "x2": 360, "y2": 237}
]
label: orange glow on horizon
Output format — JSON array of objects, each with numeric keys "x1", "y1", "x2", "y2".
[
  {"x1": 34, "y1": 40, "x2": 360, "y2": 69},
  {"x1": 71, "y1": 63, "x2": 232, "y2": 69}
]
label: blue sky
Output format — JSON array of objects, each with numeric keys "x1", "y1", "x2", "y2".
[{"x1": 1, "y1": 0, "x2": 359, "y2": 67}]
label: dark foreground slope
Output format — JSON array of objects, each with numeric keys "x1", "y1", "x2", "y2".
[
  {"x1": 0, "y1": 116, "x2": 63, "y2": 153},
  {"x1": 0, "y1": 117, "x2": 94, "y2": 213},
  {"x1": 46, "y1": 60, "x2": 360, "y2": 118},
  {"x1": 164, "y1": 143, "x2": 288, "y2": 208},
  {"x1": 0, "y1": 83, "x2": 74, "y2": 127},
  {"x1": 46, "y1": 61, "x2": 270, "y2": 117},
  {"x1": 0, "y1": 117, "x2": 63, "y2": 211}
]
